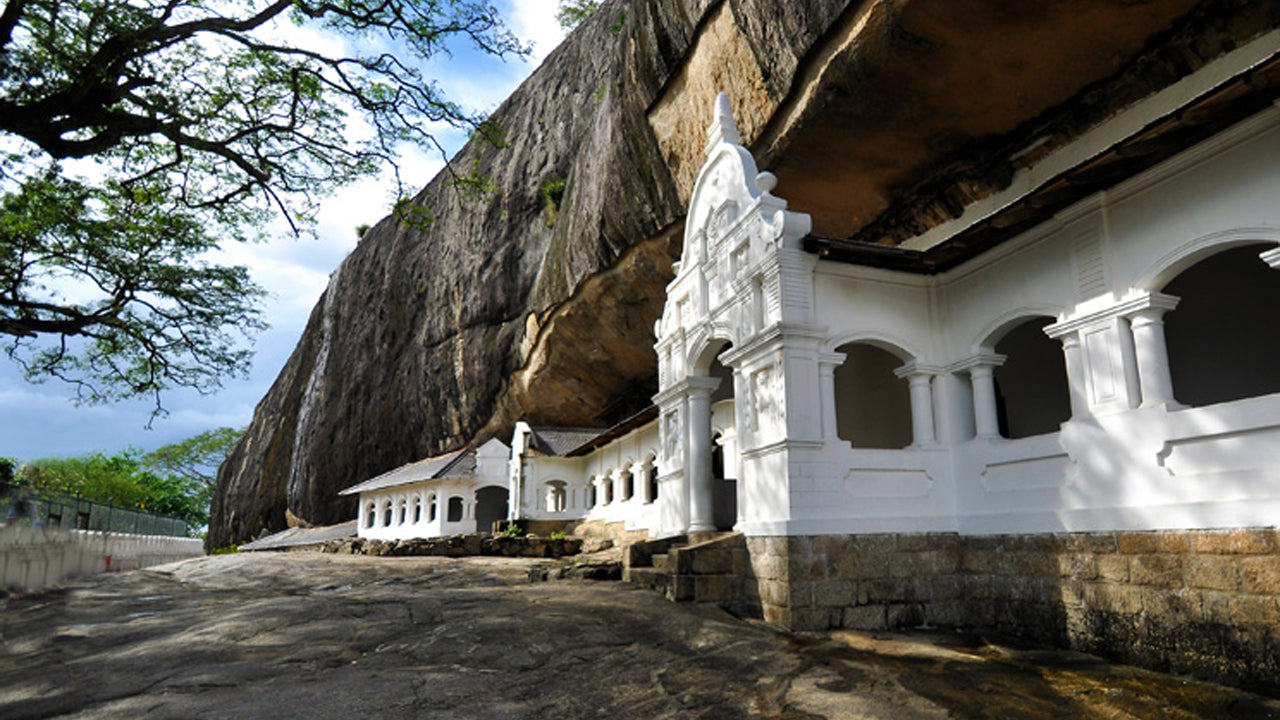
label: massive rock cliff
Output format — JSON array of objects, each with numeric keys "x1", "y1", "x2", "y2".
[{"x1": 209, "y1": 0, "x2": 1279, "y2": 547}]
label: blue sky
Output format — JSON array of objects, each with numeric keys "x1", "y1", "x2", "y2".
[{"x1": 0, "y1": 1, "x2": 568, "y2": 462}]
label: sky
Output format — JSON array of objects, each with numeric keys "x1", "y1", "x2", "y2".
[{"x1": 0, "y1": 0, "x2": 569, "y2": 462}]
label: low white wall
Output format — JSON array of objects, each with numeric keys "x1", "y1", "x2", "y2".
[{"x1": 0, "y1": 527, "x2": 203, "y2": 593}]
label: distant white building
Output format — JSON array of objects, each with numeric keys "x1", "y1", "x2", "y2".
[{"x1": 340, "y1": 438, "x2": 510, "y2": 540}]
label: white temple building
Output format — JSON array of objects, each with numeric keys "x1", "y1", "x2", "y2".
[{"x1": 341, "y1": 438, "x2": 510, "y2": 540}]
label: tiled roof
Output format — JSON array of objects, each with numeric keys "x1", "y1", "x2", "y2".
[
  {"x1": 526, "y1": 427, "x2": 607, "y2": 457},
  {"x1": 565, "y1": 405, "x2": 658, "y2": 456},
  {"x1": 338, "y1": 447, "x2": 475, "y2": 496}
]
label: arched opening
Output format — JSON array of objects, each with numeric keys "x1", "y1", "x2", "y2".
[
  {"x1": 1163, "y1": 243, "x2": 1280, "y2": 407},
  {"x1": 545, "y1": 481, "x2": 567, "y2": 513},
  {"x1": 603, "y1": 476, "x2": 614, "y2": 505},
  {"x1": 586, "y1": 480, "x2": 597, "y2": 508},
  {"x1": 396, "y1": 498, "x2": 407, "y2": 525},
  {"x1": 992, "y1": 317, "x2": 1071, "y2": 438},
  {"x1": 382, "y1": 500, "x2": 393, "y2": 527},
  {"x1": 428, "y1": 494, "x2": 438, "y2": 522},
  {"x1": 446, "y1": 496, "x2": 464, "y2": 523},
  {"x1": 705, "y1": 348, "x2": 737, "y2": 531},
  {"x1": 833, "y1": 343, "x2": 912, "y2": 449},
  {"x1": 621, "y1": 468, "x2": 634, "y2": 502},
  {"x1": 412, "y1": 496, "x2": 422, "y2": 524},
  {"x1": 474, "y1": 486, "x2": 509, "y2": 533},
  {"x1": 642, "y1": 457, "x2": 659, "y2": 504},
  {"x1": 365, "y1": 502, "x2": 375, "y2": 529}
]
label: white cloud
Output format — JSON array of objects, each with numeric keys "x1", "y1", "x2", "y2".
[{"x1": 506, "y1": 0, "x2": 570, "y2": 67}]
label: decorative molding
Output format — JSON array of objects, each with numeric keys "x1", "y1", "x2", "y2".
[{"x1": 1045, "y1": 291, "x2": 1179, "y2": 338}]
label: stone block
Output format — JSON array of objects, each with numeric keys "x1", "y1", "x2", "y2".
[
  {"x1": 842, "y1": 604, "x2": 886, "y2": 630},
  {"x1": 791, "y1": 607, "x2": 835, "y2": 631},
  {"x1": 1058, "y1": 553, "x2": 1098, "y2": 580},
  {"x1": 1129, "y1": 554, "x2": 1183, "y2": 588},
  {"x1": 835, "y1": 545, "x2": 888, "y2": 580},
  {"x1": 888, "y1": 552, "x2": 920, "y2": 578},
  {"x1": 1060, "y1": 579, "x2": 1086, "y2": 608},
  {"x1": 1230, "y1": 595, "x2": 1280, "y2": 627},
  {"x1": 1186, "y1": 554, "x2": 1239, "y2": 591},
  {"x1": 1117, "y1": 532, "x2": 1161, "y2": 555},
  {"x1": 887, "y1": 602, "x2": 926, "y2": 628},
  {"x1": 1157, "y1": 532, "x2": 1191, "y2": 554},
  {"x1": 1191, "y1": 529, "x2": 1276, "y2": 555},
  {"x1": 695, "y1": 574, "x2": 741, "y2": 604},
  {"x1": 1061, "y1": 532, "x2": 1117, "y2": 555},
  {"x1": 759, "y1": 579, "x2": 791, "y2": 608},
  {"x1": 894, "y1": 533, "x2": 932, "y2": 552},
  {"x1": 960, "y1": 547, "x2": 994, "y2": 574},
  {"x1": 929, "y1": 574, "x2": 964, "y2": 601},
  {"x1": 762, "y1": 602, "x2": 791, "y2": 628},
  {"x1": 1097, "y1": 554, "x2": 1130, "y2": 583},
  {"x1": 1199, "y1": 590, "x2": 1233, "y2": 624},
  {"x1": 752, "y1": 553, "x2": 788, "y2": 582},
  {"x1": 1083, "y1": 582, "x2": 1142, "y2": 615},
  {"x1": 1238, "y1": 556, "x2": 1280, "y2": 595},
  {"x1": 810, "y1": 579, "x2": 855, "y2": 608},
  {"x1": 669, "y1": 575, "x2": 696, "y2": 601},
  {"x1": 926, "y1": 600, "x2": 967, "y2": 627},
  {"x1": 691, "y1": 547, "x2": 733, "y2": 575}
]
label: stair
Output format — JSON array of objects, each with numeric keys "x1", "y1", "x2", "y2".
[{"x1": 623, "y1": 532, "x2": 746, "y2": 609}]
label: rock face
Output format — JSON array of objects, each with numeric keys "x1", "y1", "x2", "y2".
[
  {"x1": 209, "y1": 0, "x2": 849, "y2": 548},
  {"x1": 209, "y1": 0, "x2": 1277, "y2": 548}
]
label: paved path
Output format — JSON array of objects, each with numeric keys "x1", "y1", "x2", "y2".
[{"x1": 2, "y1": 553, "x2": 1278, "y2": 719}]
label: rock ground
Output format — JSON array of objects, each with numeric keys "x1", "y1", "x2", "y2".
[{"x1": 2, "y1": 552, "x2": 1279, "y2": 720}]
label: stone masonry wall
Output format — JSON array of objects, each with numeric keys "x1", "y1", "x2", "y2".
[{"x1": 745, "y1": 528, "x2": 1280, "y2": 694}]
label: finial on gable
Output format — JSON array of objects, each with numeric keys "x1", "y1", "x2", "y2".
[{"x1": 705, "y1": 91, "x2": 741, "y2": 155}]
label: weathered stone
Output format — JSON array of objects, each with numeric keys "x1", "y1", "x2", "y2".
[
  {"x1": 1239, "y1": 556, "x2": 1280, "y2": 595},
  {"x1": 1191, "y1": 529, "x2": 1277, "y2": 555},
  {"x1": 1130, "y1": 554, "x2": 1184, "y2": 589},
  {"x1": 1186, "y1": 555, "x2": 1240, "y2": 592}
]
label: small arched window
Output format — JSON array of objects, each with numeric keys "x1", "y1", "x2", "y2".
[
  {"x1": 396, "y1": 498, "x2": 407, "y2": 525},
  {"x1": 382, "y1": 500, "x2": 393, "y2": 527},
  {"x1": 447, "y1": 496, "x2": 464, "y2": 522},
  {"x1": 428, "y1": 494, "x2": 438, "y2": 522},
  {"x1": 365, "y1": 502, "x2": 376, "y2": 528},
  {"x1": 412, "y1": 496, "x2": 422, "y2": 523}
]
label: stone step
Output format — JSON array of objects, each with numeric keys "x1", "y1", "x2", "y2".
[
  {"x1": 649, "y1": 553, "x2": 670, "y2": 571},
  {"x1": 625, "y1": 566, "x2": 669, "y2": 593}
]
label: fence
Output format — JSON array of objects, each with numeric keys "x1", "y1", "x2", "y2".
[
  {"x1": 0, "y1": 526, "x2": 204, "y2": 592},
  {"x1": 1, "y1": 482, "x2": 189, "y2": 537}
]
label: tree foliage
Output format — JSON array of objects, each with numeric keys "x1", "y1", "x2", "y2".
[
  {"x1": 555, "y1": 0, "x2": 599, "y2": 29},
  {"x1": 13, "y1": 427, "x2": 243, "y2": 532},
  {"x1": 0, "y1": 0, "x2": 526, "y2": 408},
  {"x1": 141, "y1": 426, "x2": 242, "y2": 491}
]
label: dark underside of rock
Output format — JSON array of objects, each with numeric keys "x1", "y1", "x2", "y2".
[{"x1": 208, "y1": 0, "x2": 1280, "y2": 548}]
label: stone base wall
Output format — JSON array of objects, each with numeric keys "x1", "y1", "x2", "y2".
[
  {"x1": 745, "y1": 528, "x2": 1280, "y2": 694},
  {"x1": 573, "y1": 519, "x2": 653, "y2": 548}
]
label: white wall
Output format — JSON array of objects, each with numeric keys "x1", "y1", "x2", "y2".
[{"x1": 0, "y1": 527, "x2": 203, "y2": 592}]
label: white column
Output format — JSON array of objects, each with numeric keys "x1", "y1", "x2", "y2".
[
  {"x1": 611, "y1": 470, "x2": 625, "y2": 505},
  {"x1": 593, "y1": 477, "x2": 607, "y2": 507},
  {"x1": 962, "y1": 354, "x2": 1004, "y2": 439},
  {"x1": 1129, "y1": 307, "x2": 1180, "y2": 408},
  {"x1": 817, "y1": 352, "x2": 845, "y2": 441},
  {"x1": 1060, "y1": 333, "x2": 1089, "y2": 418},
  {"x1": 686, "y1": 377, "x2": 719, "y2": 534},
  {"x1": 895, "y1": 363, "x2": 938, "y2": 446}
]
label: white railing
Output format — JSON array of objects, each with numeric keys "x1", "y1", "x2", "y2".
[{"x1": 0, "y1": 526, "x2": 203, "y2": 592}]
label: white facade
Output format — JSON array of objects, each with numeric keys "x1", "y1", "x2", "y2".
[
  {"x1": 342, "y1": 40, "x2": 1280, "y2": 546},
  {"x1": 648, "y1": 76, "x2": 1280, "y2": 540},
  {"x1": 509, "y1": 420, "x2": 665, "y2": 535},
  {"x1": 343, "y1": 439, "x2": 510, "y2": 540}
]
